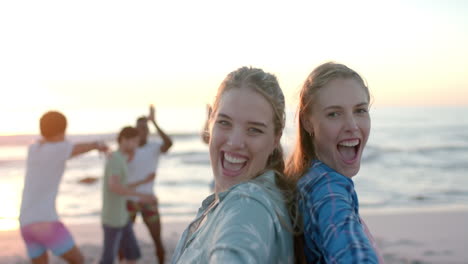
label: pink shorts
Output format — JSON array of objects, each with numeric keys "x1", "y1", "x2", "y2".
[{"x1": 20, "y1": 221, "x2": 75, "y2": 259}]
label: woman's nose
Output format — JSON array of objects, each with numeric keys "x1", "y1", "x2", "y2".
[
  {"x1": 227, "y1": 129, "x2": 246, "y2": 148},
  {"x1": 344, "y1": 114, "x2": 359, "y2": 131}
]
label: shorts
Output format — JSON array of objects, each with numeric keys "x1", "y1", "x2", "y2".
[
  {"x1": 100, "y1": 221, "x2": 141, "y2": 264},
  {"x1": 127, "y1": 200, "x2": 160, "y2": 223},
  {"x1": 20, "y1": 221, "x2": 75, "y2": 259}
]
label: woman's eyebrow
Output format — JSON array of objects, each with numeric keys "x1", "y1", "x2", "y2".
[
  {"x1": 217, "y1": 113, "x2": 232, "y2": 120},
  {"x1": 219, "y1": 113, "x2": 268, "y2": 127},
  {"x1": 247, "y1": 121, "x2": 267, "y2": 128}
]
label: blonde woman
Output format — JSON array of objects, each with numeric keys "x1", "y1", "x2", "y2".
[
  {"x1": 171, "y1": 67, "x2": 294, "y2": 263},
  {"x1": 286, "y1": 62, "x2": 384, "y2": 263}
]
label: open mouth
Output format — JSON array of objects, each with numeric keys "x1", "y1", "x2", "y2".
[
  {"x1": 221, "y1": 151, "x2": 248, "y2": 177},
  {"x1": 337, "y1": 139, "x2": 360, "y2": 164}
]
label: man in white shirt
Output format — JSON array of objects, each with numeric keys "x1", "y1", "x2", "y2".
[
  {"x1": 20, "y1": 111, "x2": 108, "y2": 264},
  {"x1": 125, "y1": 105, "x2": 173, "y2": 264}
]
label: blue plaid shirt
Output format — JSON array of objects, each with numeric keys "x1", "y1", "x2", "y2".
[{"x1": 297, "y1": 160, "x2": 379, "y2": 263}]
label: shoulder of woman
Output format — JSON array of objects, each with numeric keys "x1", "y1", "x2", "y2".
[
  {"x1": 237, "y1": 170, "x2": 280, "y2": 194},
  {"x1": 217, "y1": 183, "x2": 286, "y2": 226},
  {"x1": 298, "y1": 168, "x2": 354, "y2": 198},
  {"x1": 227, "y1": 181, "x2": 272, "y2": 202},
  {"x1": 299, "y1": 160, "x2": 353, "y2": 185},
  {"x1": 222, "y1": 175, "x2": 285, "y2": 212}
]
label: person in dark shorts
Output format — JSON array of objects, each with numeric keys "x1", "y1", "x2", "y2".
[{"x1": 100, "y1": 126, "x2": 156, "y2": 264}]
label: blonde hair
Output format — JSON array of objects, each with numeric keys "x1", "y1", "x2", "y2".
[
  {"x1": 209, "y1": 66, "x2": 286, "y2": 174},
  {"x1": 285, "y1": 61, "x2": 370, "y2": 186},
  {"x1": 209, "y1": 66, "x2": 307, "y2": 262}
]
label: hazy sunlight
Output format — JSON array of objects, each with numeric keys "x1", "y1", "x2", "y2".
[{"x1": 1, "y1": 0, "x2": 467, "y2": 135}]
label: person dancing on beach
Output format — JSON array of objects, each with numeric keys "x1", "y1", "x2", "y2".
[
  {"x1": 19, "y1": 111, "x2": 108, "y2": 264},
  {"x1": 285, "y1": 62, "x2": 385, "y2": 263},
  {"x1": 100, "y1": 126, "x2": 157, "y2": 264},
  {"x1": 122, "y1": 105, "x2": 173, "y2": 264},
  {"x1": 171, "y1": 67, "x2": 294, "y2": 263}
]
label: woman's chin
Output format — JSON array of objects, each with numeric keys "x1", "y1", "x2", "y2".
[{"x1": 339, "y1": 163, "x2": 361, "y2": 178}]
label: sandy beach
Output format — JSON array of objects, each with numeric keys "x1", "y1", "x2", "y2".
[
  {"x1": 0, "y1": 219, "x2": 188, "y2": 264},
  {"x1": 1, "y1": 208, "x2": 467, "y2": 264},
  {"x1": 363, "y1": 208, "x2": 468, "y2": 264}
]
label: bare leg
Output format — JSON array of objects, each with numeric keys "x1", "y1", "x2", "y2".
[
  {"x1": 60, "y1": 246, "x2": 84, "y2": 264},
  {"x1": 31, "y1": 252, "x2": 48, "y2": 264},
  {"x1": 143, "y1": 211, "x2": 165, "y2": 264}
]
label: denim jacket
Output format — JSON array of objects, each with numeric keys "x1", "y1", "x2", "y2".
[{"x1": 171, "y1": 171, "x2": 294, "y2": 264}]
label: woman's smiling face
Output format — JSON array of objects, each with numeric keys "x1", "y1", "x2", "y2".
[
  {"x1": 209, "y1": 88, "x2": 279, "y2": 193},
  {"x1": 303, "y1": 78, "x2": 371, "y2": 178}
]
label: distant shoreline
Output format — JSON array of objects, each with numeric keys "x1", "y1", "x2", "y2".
[{"x1": 0, "y1": 132, "x2": 201, "y2": 146}]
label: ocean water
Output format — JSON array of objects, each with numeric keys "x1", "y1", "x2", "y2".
[{"x1": 1, "y1": 106, "x2": 467, "y2": 231}]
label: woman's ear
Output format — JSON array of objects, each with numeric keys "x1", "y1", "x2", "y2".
[
  {"x1": 300, "y1": 115, "x2": 314, "y2": 136},
  {"x1": 274, "y1": 132, "x2": 282, "y2": 148},
  {"x1": 206, "y1": 104, "x2": 213, "y2": 118}
]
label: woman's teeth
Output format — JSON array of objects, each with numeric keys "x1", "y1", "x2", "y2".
[
  {"x1": 224, "y1": 153, "x2": 247, "y2": 163},
  {"x1": 222, "y1": 152, "x2": 247, "y2": 175},
  {"x1": 338, "y1": 139, "x2": 359, "y2": 147},
  {"x1": 337, "y1": 139, "x2": 359, "y2": 162}
]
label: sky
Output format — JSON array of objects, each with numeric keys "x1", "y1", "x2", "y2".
[{"x1": 1, "y1": 0, "x2": 467, "y2": 135}]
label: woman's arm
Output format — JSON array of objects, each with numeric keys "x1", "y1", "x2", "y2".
[{"x1": 303, "y1": 173, "x2": 379, "y2": 263}]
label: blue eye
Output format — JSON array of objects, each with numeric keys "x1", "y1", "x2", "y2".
[
  {"x1": 327, "y1": 112, "x2": 339, "y2": 118},
  {"x1": 248, "y1": 127, "x2": 264, "y2": 134},
  {"x1": 356, "y1": 108, "x2": 369, "y2": 114},
  {"x1": 216, "y1": 120, "x2": 230, "y2": 127}
]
